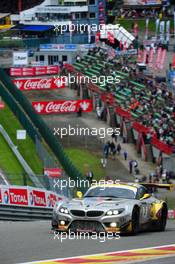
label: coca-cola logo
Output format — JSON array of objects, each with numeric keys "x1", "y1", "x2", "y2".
[
  {"x1": 24, "y1": 79, "x2": 52, "y2": 90},
  {"x1": 46, "y1": 101, "x2": 77, "y2": 113},
  {"x1": 32, "y1": 100, "x2": 92, "y2": 114}
]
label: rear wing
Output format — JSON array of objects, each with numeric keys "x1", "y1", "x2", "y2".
[{"x1": 140, "y1": 183, "x2": 175, "y2": 192}]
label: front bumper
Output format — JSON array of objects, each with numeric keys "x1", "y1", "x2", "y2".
[{"x1": 52, "y1": 211, "x2": 131, "y2": 233}]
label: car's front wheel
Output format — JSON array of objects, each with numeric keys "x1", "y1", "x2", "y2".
[{"x1": 130, "y1": 207, "x2": 140, "y2": 235}]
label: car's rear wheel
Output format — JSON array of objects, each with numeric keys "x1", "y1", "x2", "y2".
[
  {"x1": 155, "y1": 205, "x2": 167, "y2": 232},
  {"x1": 131, "y1": 207, "x2": 140, "y2": 235}
]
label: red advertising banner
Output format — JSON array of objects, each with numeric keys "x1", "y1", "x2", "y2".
[
  {"x1": 32, "y1": 99, "x2": 93, "y2": 114},
  {"x1": 10, "y1": 65, "x2": 60, "y2": 77},
  {"x1": 0, "y1": 102, "x2": 5, "y2": 109},
  {"x1": 47, "y1": 193, "x2": 57, "y2": 208},
  {"x1": 44, "y1": 168, "x2": 62, "y2": 178},
  {"x1": 13, "y1": 77, "x2": 65, "y2": 90},
  {"x1": 9, "y1": 188, "x2": 28, "y2": 206},
  {"x1": 29, "y1": 190, "x2": 46, "y2": 207}
]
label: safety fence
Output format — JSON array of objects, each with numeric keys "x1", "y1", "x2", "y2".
[{"x1": 0, "y1": 68, "x2": 84, "y2": 188}]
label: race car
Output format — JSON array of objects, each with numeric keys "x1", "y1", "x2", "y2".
[{"x1": 52, "y1": 182, "x2": 173, "y2": 235}]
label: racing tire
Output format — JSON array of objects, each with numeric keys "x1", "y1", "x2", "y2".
[
  {"x1": 155, "y1": 205, "x2": 168, "y2": 232},
  {"x1": 131, "y1": 207, "x2": 140, "y2": 235}
]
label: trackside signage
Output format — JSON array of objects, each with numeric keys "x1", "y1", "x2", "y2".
[
  {"x1": 13, "y1": 78, "x2": 65, "y2": 90},
  {"x1": 32, "y1": 99, "x2": 93, "y2": 114},
  {"x1": 0, "y1": 185, "x2": 64, "y2": 208},
  {"x1": 10, "y1": 65, "x2": 60, "y2": 77}
]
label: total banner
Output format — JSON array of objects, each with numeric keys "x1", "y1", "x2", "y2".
[
  {"x1": 13, "y1": 77, "x2": 65, "y2": 90},
  {"x1": 0, "y1": 185, "x2": 64, "y2": 208},
  {"x1": 10, "y1": 65, "x2": 60, "y2": 77},
  {"x1": 32, "y1": 99, "x2": 93, "y2": 114}
]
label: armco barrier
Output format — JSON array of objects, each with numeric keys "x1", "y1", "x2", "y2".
[
  {"x1": 0, "y1": 205, "x2": 53, "y2": 221},
  {"x1": 0, "y1": 184, "x2": 65, "y2": 220},
  {"x1": 0, "y1": 68, "x2": 84, "y2": 187}
]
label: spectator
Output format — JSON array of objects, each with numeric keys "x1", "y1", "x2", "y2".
[
  {"x1": 102, "y1": 141, "x2": 110, "y2": 167},
  {"x1": 116, "y1": 143, "x2": 121, "y2": 155},
  {"x1": 129, "y1": 160, "x2": 133, "y2": 174},
  {"x1": 109, "y1": 141, "x2": 116, "y2": 160},
  {"x1": 123, "y1": 150, "x2": 128, "y2": 160}
]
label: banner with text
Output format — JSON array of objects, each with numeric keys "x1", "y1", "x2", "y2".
[
  {"x1": 13, "y1": 77, "x2": 65, "y2": 90},
  {"x1": 0, "y1": 185, "x2": 64, "y2": 208},
  {"x1": 32, "y1": 99, "x2": 93, "y2": 114},
  {"x1": 10, "y1": 65, "x2": 60, "y2": 77}
]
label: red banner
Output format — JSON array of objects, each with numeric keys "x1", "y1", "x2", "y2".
[
  {"x1": 9, "y1": 188, "x2": 28, "y2": 206},
  {"x1": 44, "y1": 168, "x2": 62, "y2": 178},
  {"x1": 13, "y1": 77, "x2": 65, "y2": 90},
  {"x1": 30, "y1": 190, "x2": 46, "y2": 207},
  {"x1": 32, "y1": 99, "x2": 93, "y2": 114},
  {"x1": 0, "y1": 102, "x2": 5, "y2": 109},
  {"x1": 0, "y1": 189, "x2": 2, "y2": 203},
  {"x1": 10, "y1": 65, "x2": 60, "y2": 77}
]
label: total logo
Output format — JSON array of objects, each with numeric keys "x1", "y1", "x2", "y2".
[{"x1": 3, "y1": 190, "x2": 9, "y2": 204}]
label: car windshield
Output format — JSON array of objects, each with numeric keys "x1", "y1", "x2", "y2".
[{"x1": 84, "y1": 186, "x2": 136, "y2": 199}]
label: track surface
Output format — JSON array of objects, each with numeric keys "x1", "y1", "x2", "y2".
[{"x1": 0, "y1": 220, "x2": 175, "y2": 264}]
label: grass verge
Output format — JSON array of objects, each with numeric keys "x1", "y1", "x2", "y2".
[
  {"x1": 0, "y1": 104, "x2": 43, "y2": 184},
  {"x1": 65, "y1": 147, "x2": 105, "y2": 181}
]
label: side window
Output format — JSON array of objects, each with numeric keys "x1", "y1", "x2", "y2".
[{"x1": 136, "y1": 187, "x2": 147, "y2": 199}]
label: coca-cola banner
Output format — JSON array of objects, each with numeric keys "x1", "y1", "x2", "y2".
[
  {"x1": 32, "y1": 99, "x2": 93, "y2": 114},
  {"x1": 13, "y1": 77, "x2": 65, "y2": 90},
  {"x1": 10, "y1": 65, "x2": 60, "y2": 77},
  {"x1": 44, "y1": 168, "x2": 62, "y2": 178},
  {"x1": 0, "y1": 185, "x2": 65, "y2": 208}
]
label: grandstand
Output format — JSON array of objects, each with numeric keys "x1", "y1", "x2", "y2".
[{"x1": 67, "y1": 46, "x2": 175, "y2": 159}]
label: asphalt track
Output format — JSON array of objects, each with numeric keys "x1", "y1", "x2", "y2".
[{"x1": 0, "y1": 220, "x2": 175, "y2": 264}]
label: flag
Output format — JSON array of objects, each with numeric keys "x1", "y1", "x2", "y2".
[
  {"x1": 159, "y1": 49, "x2": 166, "y2": 70},
  {"x1": 155, "y1": 18, "x2": 160, "y2": 40},
  {"x1": 137, "y1": 49, "x2": 143, "y2": 63},
  {"x1": 123, "y1": 41, "x2": 127, "y2": 51},
  {"x1": 119, "y1": 40, "x2": 123, "y2": 50},
  {"x1": 172, "y1": 54, "x2": 175, "y2": 68},
  {"x1": 159, "y1": 21, "x2": 165, "y2": 43},
  {"x1": 145, "y1": 18, "x2": 149, "y2": 40},
  {"x1": 107, "y1": 31, "x2": 115, "y2": 44},
  {"x1": 95, "y1": 31, "x2": 100, "y2": 43},
  {"x1": 88, "y1": 25, "x2": 91, "y2": 44},
  {"x1": 142, "y1": 49, "x2": 147, "y2": 64},
  {"x1": 133, "y1": 22, "x2": 139, "y2": 37},
  {"x1": 166, "y1": 20, "x2": 170, "y2": 44},
  {"x1": 148, "y1": 48, "x2": 154, "y2": 68},
  {"x1": 154, "y1": 47, "x2": 162, "y2": 69}
]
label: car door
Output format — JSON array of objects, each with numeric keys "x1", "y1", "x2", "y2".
[{"x1": 137, "y1": 187, "x2": 152, "y2": 224}]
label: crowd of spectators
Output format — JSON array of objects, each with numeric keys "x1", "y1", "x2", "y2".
[{"x1": 86, "y1": 47, "x2": 175, "y2": 150}]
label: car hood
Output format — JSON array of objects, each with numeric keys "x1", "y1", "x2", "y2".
[{"x1": 62, "y1": 197, "x2": 132, "y2": 210}]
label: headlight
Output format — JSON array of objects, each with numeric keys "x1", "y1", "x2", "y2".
[
  {"x1": 106, "y1": 210, "x2": 113, "y2": 216},
  {"x1": 59, "y1": 207, "x2": 69, "y2": 214},
  {"x1": 106, "y1": 209, "x2": 124, "y2": 216}
]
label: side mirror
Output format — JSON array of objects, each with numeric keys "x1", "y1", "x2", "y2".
[
  {"x1": 76, "y1": 191, "x2": 83, "y2": 199},
  {"x1": 140, "y1": 193, "x2": 151, "y2": 200}
]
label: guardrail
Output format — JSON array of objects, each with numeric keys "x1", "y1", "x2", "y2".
[{"x1": 0, "y1": 204, "x2": 53, "y2": 221}]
